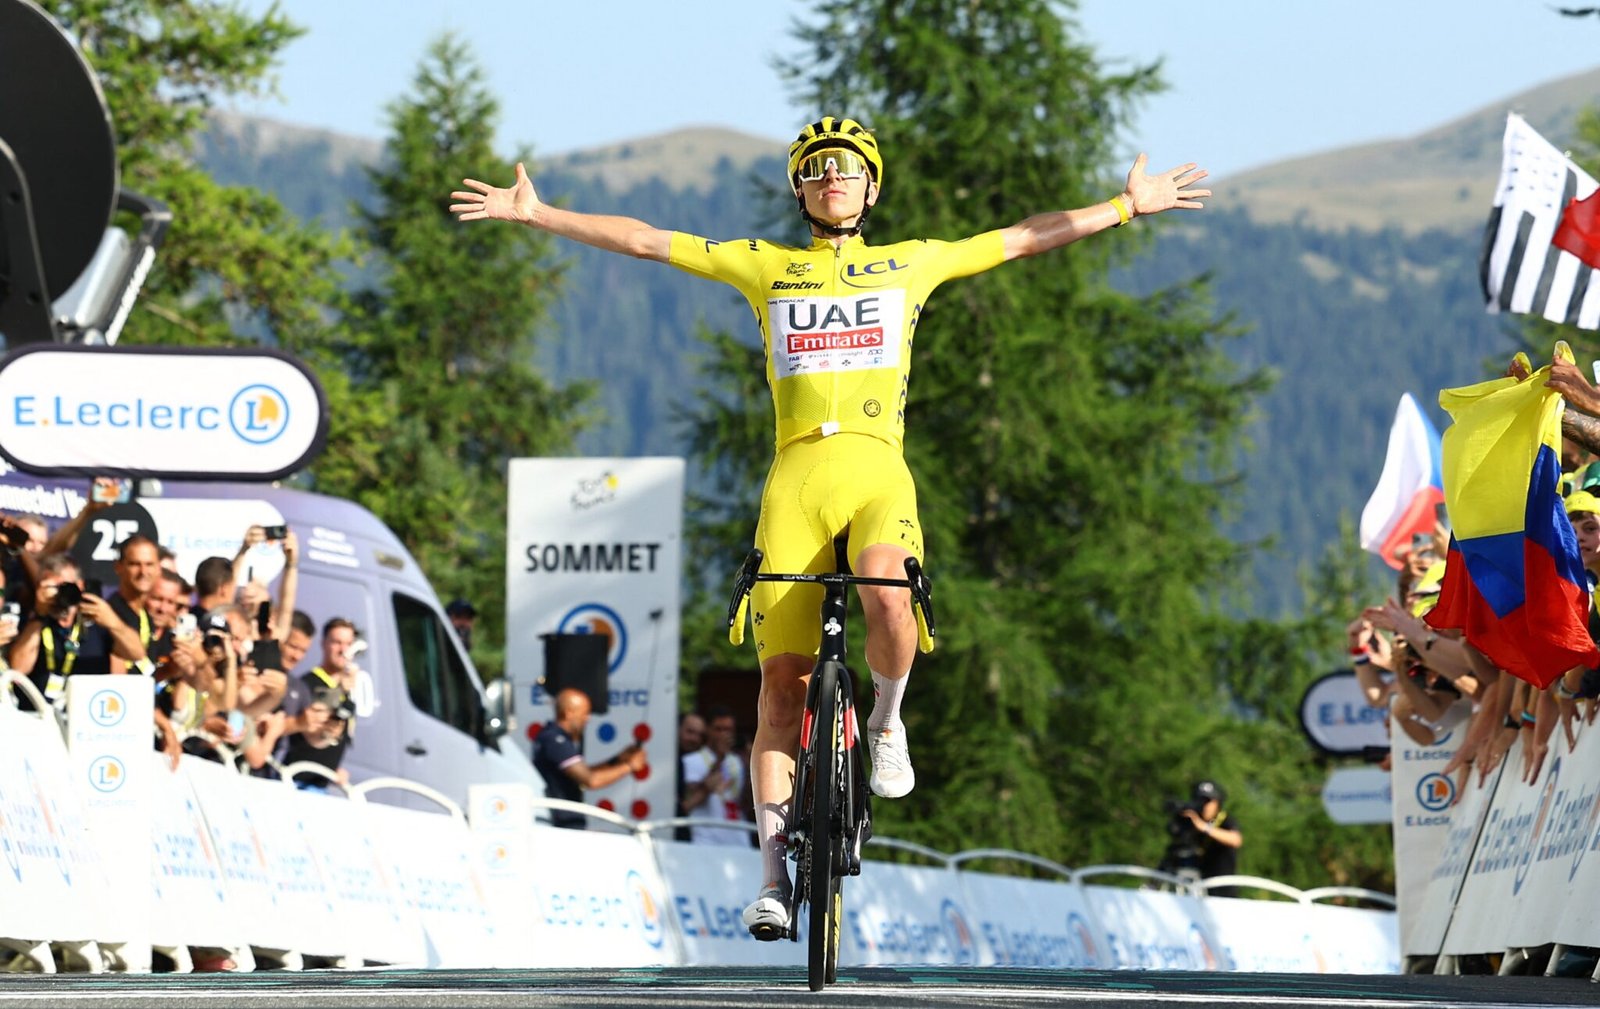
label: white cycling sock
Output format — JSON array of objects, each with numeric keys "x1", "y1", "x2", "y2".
[
  {"x1": 867, "y1": 668, "x2": 909, "y2": 733},
  {"x1": 756, "y1": 796, "x2": 791, "y2": 896}
]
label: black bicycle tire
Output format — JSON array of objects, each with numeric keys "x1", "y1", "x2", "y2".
[{"x1": 806, "y1": 662, "x2": 840, "y2": 991}]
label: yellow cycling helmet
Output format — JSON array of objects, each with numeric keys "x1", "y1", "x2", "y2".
[{"x1": 787, "y1": 116, "x2": 883, "y2": 190}]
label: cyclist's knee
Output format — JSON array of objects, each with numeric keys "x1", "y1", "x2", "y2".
[
  {"x1": 858, "y1": 582, "x2": 912, "y2": 626},
  {"x1": 758, "y1": 654, "x2": 809, "y2": 730}
]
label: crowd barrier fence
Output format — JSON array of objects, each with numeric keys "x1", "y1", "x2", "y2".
[
  {"x1": 0, "y1": 675, "x2": 1398, "y2": 974},
  {"x1": 1398, "y1": 707, "x2": 1600, "y2": 980}
]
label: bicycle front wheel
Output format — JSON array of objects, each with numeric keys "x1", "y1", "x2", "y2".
[{"x1": 806, "y1": 661, "x2": 842, "y2": 991}]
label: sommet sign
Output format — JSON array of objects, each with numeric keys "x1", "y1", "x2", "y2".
[{"x1": 0, "y1": 345, "x2": 326, "y2": 480}]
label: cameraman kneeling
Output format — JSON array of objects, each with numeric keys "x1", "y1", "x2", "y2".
[
  {"x1": 8, "y1": 553, "x2": 146, "y2": 709},
  {"x1": 1180, "y1": 780, "x2": 1243, "y2": 896}
]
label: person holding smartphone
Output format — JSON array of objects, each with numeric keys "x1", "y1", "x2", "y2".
[{"x1": 6, "y1": 552, "x2": 146, "y2": 708}]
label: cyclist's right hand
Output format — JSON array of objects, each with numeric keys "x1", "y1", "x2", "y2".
[{"x1": 451, "y1": 162, "x2": 543, "y2": 225}]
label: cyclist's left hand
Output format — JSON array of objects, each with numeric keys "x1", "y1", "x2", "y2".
[{"x1": 1124, "y1": 153, "x2": 1210, "y2": 219}]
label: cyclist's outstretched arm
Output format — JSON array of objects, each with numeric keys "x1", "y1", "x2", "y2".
[
  {"x1": 451, "y1": 162, "x2": 672, "y2": 262},
  {"x1": 999, "y1": 153, "x2": 1210, "y2": 262}
]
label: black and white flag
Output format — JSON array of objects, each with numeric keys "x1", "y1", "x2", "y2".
[{"x1": 1481, "y1": 114, "x2": 1600, "y2": 330}]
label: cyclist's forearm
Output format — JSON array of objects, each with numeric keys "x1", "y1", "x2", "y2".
[{"x1": 528, "y1": 203, "x2": 670, "y2": 262}]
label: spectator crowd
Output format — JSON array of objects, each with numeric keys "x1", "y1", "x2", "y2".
[
  {"x1": 1348, "y1": 351, "x2": 1600, "y2": 792},
  {"x1": 0, "y1": 479, "x2": 364, "y2": 790}
]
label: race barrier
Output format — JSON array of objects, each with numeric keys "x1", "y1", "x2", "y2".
[
  {"x1": 0, "y1": 675, "x2": 1398, "y2": 973},
  {"x1": 1397, "y1": 705, "x2": 1600, "y2": 978}
]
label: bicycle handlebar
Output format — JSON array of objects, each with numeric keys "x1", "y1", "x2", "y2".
[{"x1": 726, "y1": 548, "x2": 936, "y2": 653}]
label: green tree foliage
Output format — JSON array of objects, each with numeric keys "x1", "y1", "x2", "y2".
[
  {"x1": 678, "y1": 0, "x2": 1390, "y2": 883},
  {"x1": 37, "y1": 0, "x2": 351, "y2": 349},
  {"x1": 331, "y1": 35, "x2": 591, "y2": 676}
]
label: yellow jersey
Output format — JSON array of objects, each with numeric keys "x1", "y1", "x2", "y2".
[{"x1": 669, "y1": 230, "x2": 1007, "y2": 451}]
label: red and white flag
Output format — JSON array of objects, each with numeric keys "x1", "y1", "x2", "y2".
[{"x1": 1359, "y1": 392, "x2": 1445, "y2": 569}]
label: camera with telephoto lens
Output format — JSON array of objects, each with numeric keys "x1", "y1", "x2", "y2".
[
  {"x1": 332, "y1": 698, "x2": 355, "y2": 722},
  {"x1": 1157, "y1": 797, "x2": 1206, "y2": 876}
]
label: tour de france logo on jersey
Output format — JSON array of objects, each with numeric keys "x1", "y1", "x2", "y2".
[
  {"x1": 768, "y1": 290, "x2": 905, "y2": 380},
  {"x1": 228, "y1": 383, "x2": 290, "y2": 445},
  {"x1": 1416, "y1": 772, "x2": 1455, "y2": 812},
  {"x1": 557, "y1": 602, "x2": 628, "y2": 673}
]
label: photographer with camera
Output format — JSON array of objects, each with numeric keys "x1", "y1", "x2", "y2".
[
  {"x1": 274, "y1": 617, "x2": 361, "y2": 774},
  {"x1": 7, "y1": 552, "x2": 147, "y2": 709},
  {"x1": 1159, "y1": 780, "x2": 1243, "y2": 895}
]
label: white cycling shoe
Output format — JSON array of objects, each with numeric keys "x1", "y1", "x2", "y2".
[
  {"x1": 868, "y1": 725, "x2": 915, "y2": 798},
  {"x1": 743, "y1": 885, "x2": 790, "y2": 941}
]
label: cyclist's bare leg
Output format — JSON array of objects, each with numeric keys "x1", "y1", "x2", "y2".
[
  {"x1": 855, "y1": 543, "x2": 919, "y2": 797},
  {"x1": 752, "y1": 651, "x2": 811, "y2": 895},
  {"x1": 856, "y1": 542, "x2": 917, "y2": 708}
]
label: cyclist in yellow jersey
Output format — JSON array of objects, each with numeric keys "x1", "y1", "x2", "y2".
[{"x1": 451, "y1": 116, "x2": 1209, "y2": 938}]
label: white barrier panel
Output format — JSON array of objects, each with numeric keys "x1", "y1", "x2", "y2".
[
  {"x1": 951, "y1": 871, "x2": 1110, "y2": 969},
  {"x1": 293, "y1": 791, "x2": 427, "y2": 966},
  {"x1": 1443, "y1": 719, "x2": 1600, "y2": 954},
  {"x1": 1081, "y1": 885, "x2": 1228, "y2": 970},
  {"x1": 182, "y1": 759, "x2": 297, "y2": 953},
  {"x1": 510, "y1": 825, "x2": 680, "y2": 967},
  {"x1": 184, "y1": 761, "x2": 361, "y2": 959},
  {"x1": 838, "y1": 861, "x2": 978, "y2": 967},
  {"x1": 149, "y1": 754, "x2": 250, "y2": 954},
  {"x1": 1306, "y1": 903, "x2": 1401, "y2": 973},
  {"x1": 1202, "y1": 897, "x2": 1322, "y2": 972},
  {"x1": 1391, "y1": 703, "x2": 1467, "y2": 952},
  {"x1": 63, "y1": 676, "x2": 151, "y2": 953},
  {"x1": 361, "y1": 801, "x2": 504, "y2": 967},
  {"x1": 651, "y1": 837, "x2": 776, "y2": 966},
  {"x1": 0, "y1": 704, "x2": 115, "y2": 943},
  {"x1": 1405, "y1": 760, "x2": 1503, "y2": 957},
  {"x1": 1556, "y1": 720, "x2": 1600, "y2": 945}
]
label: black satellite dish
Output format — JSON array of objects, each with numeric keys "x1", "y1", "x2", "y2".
[{"x1": 0, "y1": 0, "x2": 167, "y2": 348}]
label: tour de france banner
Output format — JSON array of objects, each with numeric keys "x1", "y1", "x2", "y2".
[
  {"x1": 505, "y1": 458, "x2": 684, "y2": 825},
  {"x1": 1391, "y1": 700, "x2": 1469, "y2": 953}
]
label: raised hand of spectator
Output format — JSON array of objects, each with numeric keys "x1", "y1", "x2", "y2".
[
  {"x1": 1523, "y1": 726, "x2": 1550, "y2": 785},
  {"x1": 1506, "y1": 351, "x2": 1532, "y2": 382},
  {"x1": 281, "y1": 529, "x2": 299, "y2": 567},
  {"x1": 625, "y1": 744, "x2": 648, "y2": 774},
  {"x1": 1547, "y1": 355, "x2": 1600, "y2": 414},
  {"x1": 1369, "y1": 629, "x2": 1395, "y2": 672},
  {"x1": 1480, "y1": 723, "x2": 1515, "y2": 784},
  {"x1": 238, "y1": 580, "x2": 270, "y2": 612}
]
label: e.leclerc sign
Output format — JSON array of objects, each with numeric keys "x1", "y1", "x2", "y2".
[{"x1": 0, "y1": 345, "x2": 327, "y2": 480}]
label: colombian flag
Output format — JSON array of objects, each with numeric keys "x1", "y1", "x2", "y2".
[{"x1": 1425, "y1": 346, "x2": 1599, "y2": 688}]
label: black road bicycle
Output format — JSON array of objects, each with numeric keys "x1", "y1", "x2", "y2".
[{"x1": 727, "y1": 540, "x2": 936, "y2": 991}]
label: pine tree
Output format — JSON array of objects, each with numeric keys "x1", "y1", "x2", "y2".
[
  {"x1": 35, "y1": 1, "x2": 351, "y2": 350},
  {"x1": 340, "y1": 35, "x2": 591, "y2": 676}
]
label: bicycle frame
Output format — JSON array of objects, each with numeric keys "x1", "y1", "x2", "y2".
[{"x1": 725, "y1": 546, "x2": 935, "y2": 989}]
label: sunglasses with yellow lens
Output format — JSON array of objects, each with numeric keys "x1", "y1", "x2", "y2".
[{"x1": 796, "y1": 148, "x2": 870, "y2": 183}]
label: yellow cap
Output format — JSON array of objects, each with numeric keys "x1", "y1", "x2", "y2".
[{"x1": 1567, "y1": 491, "x2": 1600, "y2": 518}]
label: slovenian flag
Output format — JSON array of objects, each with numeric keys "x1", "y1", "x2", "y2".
[
  {"x1": 1424, "y1": 346, "x2": 1598, "y2": 688},
  {"x1": 1359, "y1": 393, "x2": 1445, "y2": 569}
]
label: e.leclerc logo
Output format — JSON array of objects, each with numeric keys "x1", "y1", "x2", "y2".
[
  {"x1": 1416, "y1": 772, "x2": 1455, "y2": 812},
  {"x1": 557, "y1": 603, "x2": 629, "y2": 672},
  {"x1": 229, "y1": 384, "x2": 290, "y2": 445}
]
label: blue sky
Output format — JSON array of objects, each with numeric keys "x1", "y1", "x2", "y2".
[{"x1": 230, "y1": 1, "x2": 1600, "y2": 179}]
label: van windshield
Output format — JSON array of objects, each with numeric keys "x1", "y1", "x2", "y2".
[{"x1": 393, "y1": 591, "x2": 481, "y2": 738}]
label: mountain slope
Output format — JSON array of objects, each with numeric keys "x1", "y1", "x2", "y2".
[{"x1": 1229, "y1": 65, "x2": 1600, "y2": 233}]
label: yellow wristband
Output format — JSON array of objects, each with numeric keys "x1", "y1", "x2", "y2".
[{"x1": 1109, "y1": 194, "x2": 1131, "y2": 227}]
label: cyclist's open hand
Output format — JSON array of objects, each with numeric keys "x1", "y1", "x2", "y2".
[
  {"x1": 1124, "y1": 153, "x2": 1210, "y2": 217},
  {"x1": 451, "y1": 162, "x2": 542, "y2": 225}
]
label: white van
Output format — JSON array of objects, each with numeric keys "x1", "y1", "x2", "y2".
[{"x1": 0, "y1": 465, "x2": 536, "y2": 812}]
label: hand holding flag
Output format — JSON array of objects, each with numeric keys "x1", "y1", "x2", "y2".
[{"x1": 1425, "y1": 343, "x2": 1599, "y2": 688}]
